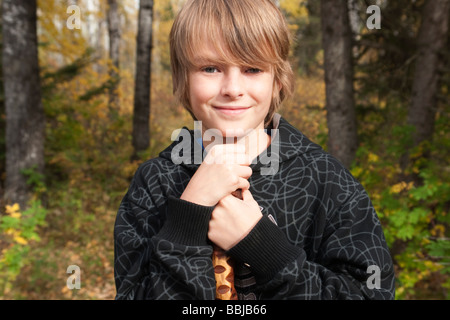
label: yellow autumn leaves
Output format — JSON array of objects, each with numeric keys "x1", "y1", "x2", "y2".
[
  {"x1": 6, "y1": 203, "x2": 20, "y2": 218},
  {"x1": 3, "y1": 204, "x2": 28, "y2": 245},
  {"x1": 1, "y1": 201, "x2": 48, "y2": 296},
  {"x1": 390, "y1": 181, "x2": 415, "y2": 194}
]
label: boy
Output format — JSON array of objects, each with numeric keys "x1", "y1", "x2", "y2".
[{"x1": 114, "y1": 0, "x2": 395, "y2": 300}]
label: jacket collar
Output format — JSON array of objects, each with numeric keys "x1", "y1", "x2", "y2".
[{"x1": 159, "y1": 113, "x2": 323, "y2": 174}]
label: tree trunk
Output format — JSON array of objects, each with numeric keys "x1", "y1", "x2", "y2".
[
  {"x1": 107, "y1": 0, "x2": 121, "y2": 113},
  {"x1": 132, "y1": 0, "x2": 153, "y2": 157},
  {"x1": 2, "y1": 0, "x2": 44, "y2": 208},
  {"x1": 320, "y1": 0, "x2": 358, "y2": 168},
  {"x1": 405, "y1": 0, "x2": 449, "y2": 165}
]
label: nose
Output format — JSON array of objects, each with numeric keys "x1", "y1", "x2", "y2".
[{"x1": 220, "y1": 67, "x2": 244, "y2": 100}]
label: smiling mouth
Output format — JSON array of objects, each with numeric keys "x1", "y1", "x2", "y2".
[{"x1": 213, "y1": 106, "x2": 251, "y2": 116}]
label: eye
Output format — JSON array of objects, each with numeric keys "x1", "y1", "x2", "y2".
[
  {"x1": 202, "y1": 66, "x2": 220, "y2": 73},
  {"x1": 246, "y1": 68, "x2": 263, "y2": 74}
]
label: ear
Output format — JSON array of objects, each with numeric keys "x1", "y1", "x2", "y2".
[
  {"x1": 272, "y1": 79, "x2": 283, "y2": 100},
  {"x1": 277, "y1": 79, "x2": 283, "y2": 91}
]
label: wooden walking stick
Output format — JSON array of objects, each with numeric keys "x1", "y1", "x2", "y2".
[
  {"x1": 211, "y1": 189, "x2": 242, "y2": 300},
  {"x1": 212, "y1": 245, "x2": 238, "y2": 300}
]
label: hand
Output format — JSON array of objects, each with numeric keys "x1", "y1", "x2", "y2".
[
  {"x1": 208, "y1": 189, "x2": 262, "y2": 251},
  {"x1": 180, "y1": 144, "x2": 252, "y2": 206}
]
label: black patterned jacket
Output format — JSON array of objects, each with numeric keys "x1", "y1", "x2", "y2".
[{"x1": 114, "y1": 114, "x2": 395, "y2": 300}]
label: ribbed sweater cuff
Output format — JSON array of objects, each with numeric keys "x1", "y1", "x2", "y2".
[
  {"x1": 156, "y1": 197, "x2": 214, "y2": 246},
  {"x1": 227, "y1": 215, "x2": 301, "y2": 283}
]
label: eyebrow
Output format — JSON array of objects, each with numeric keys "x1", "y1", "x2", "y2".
[
  {"x1": 194, "y1": 56, "x2": 218, "y2": 64},
  {"x1": 193, "y1": 55, "x2": 271, "y2": 69},
  {"x1": 190, "y1": 54, "x2": 229, "y2": 69}
]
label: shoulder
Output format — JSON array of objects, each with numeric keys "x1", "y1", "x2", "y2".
[
  {"x1": 276, "y1": 118, "x2": 363, "y2": 203},
  {"x1": 133, "y1": 156, "x2": 178, "y2": 180},
  {"x1": 304, "y1": 147, "x2": 363, "y2": 194},
  {"x1": 127, "y1": 156, "x2": 192, "y2": 207},
  {"x1": 276, "y1": 117, "x2": 355, "y2": 185},
  {"x1": 304, "y1": 149, "x2": 357, "y2": 185}
]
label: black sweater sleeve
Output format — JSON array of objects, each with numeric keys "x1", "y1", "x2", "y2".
[
  {"x1": 114, "y1": 164, "x2": 216, "y2": 300},
  {"x1": 228, "y1": 174, "x2": 395, "y2": 300}
]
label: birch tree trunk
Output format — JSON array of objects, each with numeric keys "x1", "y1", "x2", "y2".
[
  {"x1": 320, "y1": 0, "x2": 358, "y2": 168},
  {"x1": 132, "y1": 0, "x2": 153, "y2": 157},
  {"x1": 2, "y1": 0, "x2": 44, "y2": 208},
  {"x1": 107, "y1": 0, "x2": 121, "y2": 113}
]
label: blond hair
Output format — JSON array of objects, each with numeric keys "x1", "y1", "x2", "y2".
[{"x1": 169, "y1": 0, "x2": 294, "y2": 126}]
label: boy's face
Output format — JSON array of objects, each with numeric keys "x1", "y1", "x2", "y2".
[{"x1": 188, "y1": 43, "x2": 275, "y2": 138}]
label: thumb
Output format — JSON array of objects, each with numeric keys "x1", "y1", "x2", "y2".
[{"x1": 241, "y1": 188, "x2": 254, "y2": 202}]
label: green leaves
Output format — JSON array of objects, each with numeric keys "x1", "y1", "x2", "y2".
[
  {"x1": 352, "y1": 116, "x2": 450, "y2": 299},
  {"x1": 427, "y1": 240, "x2": 450, "y2": 274},
  {"x1": 0, "y1": 201, "x2": 48, "y2": 295}
]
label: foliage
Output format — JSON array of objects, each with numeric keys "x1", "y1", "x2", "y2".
[
  {"x1": 0, "y1": 0, "x2": 448, "y2": 300},
  {"x1": 352, "y1": 114, "x2": 450, "y2": 299},
  {"x1": 349, "y1": 0, "x2": 450, "y2": 299},
  {"x1": 0, "y1": 201, "x2": 48, "y2": 297},
  {"x1": 0, "y1": 0, "x2": 192, "y2": 300}
]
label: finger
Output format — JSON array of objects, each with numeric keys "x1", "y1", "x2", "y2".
[
  {"x1": 236, "y1": 177, "x2": 250, "y2": 191},
  {"x1": 219, "y1": 153, "x2": 252, "y2": 165},
  {"x1": 206, "y1": 144, "x2": 251, "y2": 165},
  {"x1": 204, "y1": 152, "x2": 249, "y2": 165},
  {"x1": 207, "y1": 143, "x2": 245, "y2": 158},
  {"x1": 217, "y1": 193, "x2": 238, "y2": 207},
  {"x1": 241, "y1": 188, "x2": 254, "y2": 201},
  {"x1": 234, "y1": 165, "x2": 253, "y2": 179}
]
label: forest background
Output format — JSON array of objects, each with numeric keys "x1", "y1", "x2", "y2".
[{"x1": 0, "y1": 0, "x2": 448, "y2": 300}]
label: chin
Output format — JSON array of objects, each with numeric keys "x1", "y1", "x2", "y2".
[{"x1": 217, "y1": 121, "x2": 257, "y2": 137}]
